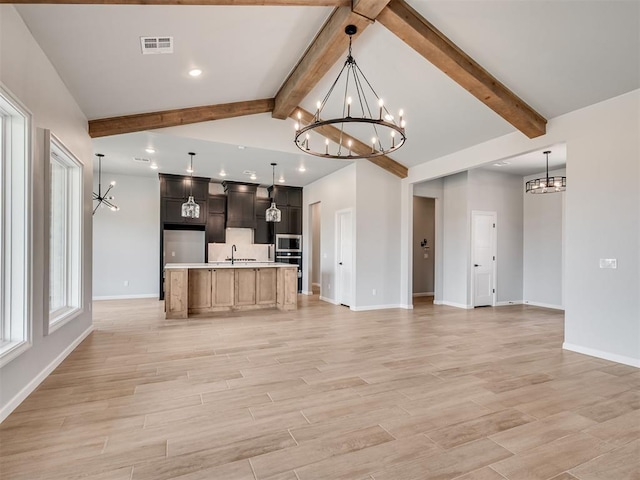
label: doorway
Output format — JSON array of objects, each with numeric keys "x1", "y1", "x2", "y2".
[
  {"x1": 471, "y1": 210, "x2": 497, "y2": 307},
  {"x1": 412, "y1": 196, "x2": 436, "y2": 305},
  {"x1": 335, "y1": 208, "x2": 353, "y2": 307},
  {"x1": 308, "y1": 202, "x2": 321, "y2": 295}
]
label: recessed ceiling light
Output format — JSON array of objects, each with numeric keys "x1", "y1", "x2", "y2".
[
  {"x1": 493, "y1": 160, "x2": 511, "y2": 167},
  {"x1": 186, "y1": 167, "x2": 194, "y2": 173},
  {"x1": 238, "y1": 145, "x2": 246, "y2": 150},
  {"x1": 188, "y1": 68, "x2": 202, "y2": 77},
  {"x1": 219, "y1": 170, "x2": 227, "y2": 177},
  {"x1": 298, "y1": 166, "x2": 306, "y2": 172},
  {"x1": 150, "y1": 163, "x2": 158, "y2": 170},
  {"x1": 278, "y1": 177, "x2": 285, "y2": 183},
  {"x1": 250, "y1": 174, "x2": 257, "y2": 180},
  {"x1": 145, "y1": 147, "x2": 155, "y2": 154}
]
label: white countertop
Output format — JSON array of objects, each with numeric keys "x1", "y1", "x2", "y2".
[{"x1": 165, "y1": 262, "x2": 296, "y2": 270}]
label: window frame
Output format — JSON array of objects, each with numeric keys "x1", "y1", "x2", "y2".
[
  {"x1": 44, "y1": 130, "x2": 84, "y2": 335},
  {"x1": 0, "y1": 83, "x2": 33, "y2": 367}
]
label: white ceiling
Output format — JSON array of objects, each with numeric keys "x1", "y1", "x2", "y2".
[
  {"x1": 15, "y1": 1, "x2": 640, "y2": 182},
  {"x1": 476, "y1": 143, "x2": 567, "y2": 177}
]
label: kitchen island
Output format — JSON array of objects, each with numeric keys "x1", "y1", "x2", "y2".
[{"x1": 164, "y1": 263, "x2": 297, "y2": 319}]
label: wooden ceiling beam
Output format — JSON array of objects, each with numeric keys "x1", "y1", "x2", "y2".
[
  {"x1": 271, "y1": 6, "x2": 373, "y2": 120},
  {"x1": 3, "y1": 0, "x2": 349, "y2": 5},
  {"x1": 377, "y1": 0, "x2": 547, "y2": 138},
  {"x1": 88, "y1": 98, "x2": 274, "y2": 138},
  {"x1": 351, "y1": 0, "x2": 390, "y2": 21},
  {"x1": 293, "y1": 108, "x2": 408, "y2": 178}
]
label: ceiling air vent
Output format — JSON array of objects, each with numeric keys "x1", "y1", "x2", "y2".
[
  {"x1": 140, "y1": 36, "x2": 173, "y2": 55},
  {"x1": 133, "y1": 157, "x2": 150, "y2": 163}
]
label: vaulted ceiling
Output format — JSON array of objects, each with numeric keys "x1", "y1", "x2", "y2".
[{"x1": 13, "y1": 0, "x2": 640, "y2": 185}]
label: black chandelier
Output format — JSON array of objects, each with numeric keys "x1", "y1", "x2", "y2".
[
  {"x1": 294, "y1": 24, "x2": 406, "y2": 160},
  {"x1": 92, "y1": 153, "x2": 119, "y2": 215},
  {"x1": 525, "y1": 150, "x2": 567, "y2": 194}
]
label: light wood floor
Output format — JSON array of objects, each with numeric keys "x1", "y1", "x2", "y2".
[{"x1": 1, "y1": 295, "x2": 639, "y2": 480}]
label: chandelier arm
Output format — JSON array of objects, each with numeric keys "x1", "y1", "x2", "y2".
[
  {"x1": 93, "y1": 199, "x2": 102, "y2": 215},
  {"x1": 320, "y1": 60, "x2": 349, "y2": 116},
  {"x1": 93, "y1": 192, "x2": 100, "y2": 200},
  {"x1": 102, "y1": 198, "x2": 118, "y2": 209},
  {"x1": 102, "y1": 184, "x2": 114, "y2": 199},
  {"x1": 351, "y1": 66, "x2": 383, "y2": 149}
]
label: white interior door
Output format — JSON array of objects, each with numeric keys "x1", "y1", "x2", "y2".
[
  {"x1": 336, "y1": 209, "x2": 353, "y2": 307},
  {"x1": 472, "y1": 211, "x2": 496, "y2": 307}
]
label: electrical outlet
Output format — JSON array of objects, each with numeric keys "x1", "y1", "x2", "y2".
[
  {"x1": 124, "y1": 280, "x2": 129, "y2": 287},
  {"x1": 171, "y1": 251, "x2": 176, "y2": 257},
  {"x1": 599, "y1": 258, "x2": 617, "y2": 269},
  {"x1": 424, "y1": 253, "x2": 428, "y2": 259}
]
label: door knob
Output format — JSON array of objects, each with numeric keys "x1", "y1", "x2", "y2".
[
  {"x1": 474, "y1": 264, "x2": 480, "y2": 267},
  {"x1": 339, "y1": 262, "x2": 343, "y2": 265}
]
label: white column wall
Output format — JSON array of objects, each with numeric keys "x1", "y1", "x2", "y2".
[{"x1": 354, "y1": 160, "x2": 402, "y2": 309}]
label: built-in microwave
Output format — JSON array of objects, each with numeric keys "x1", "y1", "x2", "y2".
[{"x1": 275, "y1": 234, "x2": 302, "y2": 252}]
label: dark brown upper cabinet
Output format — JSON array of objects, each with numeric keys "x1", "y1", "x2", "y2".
[
  {"x1": 254, "y1": 197, "x2": 273, "y2": 244},
  {"x1": 207, "y1": 195, "x2": 227, "y2": 244},
  {"x1": 159, "y1": 173, "x2": 209, "y2": 226},
  {"x1": 267, "y1": 186, "x2": 303, "y2": 235},
  {"x1": 223, "y1": 181, "x2": 258, "y2": 229}
]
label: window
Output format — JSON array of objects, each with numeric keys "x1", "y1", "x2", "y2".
[
  {"x1": 0, "y1": 84, "x2": 31, "y2": 366},
  {"x1": 47, "y1": 132, "x2": 83, "y2": 332}
]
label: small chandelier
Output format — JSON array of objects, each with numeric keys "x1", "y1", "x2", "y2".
[
  {"x1": 92, "y1": 153, "x2": 119, "y2": 215},
  {"x1": 266, "y1": 162, "x2": 281, "y2": 222},
  {"x1": 294, "y1": 24, "x2": 406, "y2": 160},
  {"x1": 526, "y1": 150, "x2": 566, "y2": 194},
  {"x1": 181, "y1": 152, "x2": 200, "y2": 218}
]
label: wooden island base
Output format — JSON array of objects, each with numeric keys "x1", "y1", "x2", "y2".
[{"x1": 165, "y1": 264, "x2": 298, "y2": 319}]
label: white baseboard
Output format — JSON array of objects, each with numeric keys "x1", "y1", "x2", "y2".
[
  {"x1": 0, "y1": 325, "x2": 94, "y2": 423},
  {"x1": 93, "y1": 293, "x2": 158, "y2": 301},
  {"x1": 301, "y1": 290, "x2": 313, "y2": 296},
  {"x1": 496, "y1": 300, "x2": 524, "y2": 306},
  {"x1": 524, "y1": 300, "x2": 564, "y2": 310},
  {"x1": 312, "y1": 283, "x2": 320, "y2": 288},
  {"x1": 563, "y1": 342, "x2": 640, "y2": 368},
  {"x1": 439, "y1": 301, "x2": 473, "y2": 309},
  {"x1": 413, "y1": 292, "x2": 434, "y2": 297},
  {"x1": 350, "y1": 304, "x2": 403, "y2": 311},
  {"x1": 319, "y1": 296, "x2": 339, "y2": 305},
  {"x1": 400, "y1": 304, "x2": 414, "y2": 310}
]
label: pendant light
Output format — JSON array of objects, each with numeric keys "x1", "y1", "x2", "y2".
[
  {"x1": 294, "y1": 24, "x2": 406, "y2": 159},
  {"x1": 525, "y1": 150, "x2": 567, "y2": 194},
  {"x1": 265, "y1": 163, "x2": 281, "y2": 223},
  {"x1": 92, "y1": 153, "x2": 119, "y2": 215},
  {"x1": 181, "y1": 152, "x2": 200, "y2": 218}
]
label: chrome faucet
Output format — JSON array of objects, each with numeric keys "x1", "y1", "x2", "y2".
[{"x1": 231, "y1": 244, "x2": 237, "y2": 265}]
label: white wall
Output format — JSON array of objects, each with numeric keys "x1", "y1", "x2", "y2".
[
  {"x1": 302, "y1": 164, "x2": 356, "y2": 303},
  {"x1": 0, "y1": 6, "x2": 94, "y2": 419},
  {"x1": 310, "y1": 202, "x2": 321, "y2": 286},
  {"x1": 402, "y1": 89, "x2": 640, "y2": 367},
  {"x1": 93, "y1": 174, "x2": 160, "y2": 299},
  {"x1": 468, "y1": 169, "x2": 524, "y2": 304},
  {"x1": 523, "y1": 168, "x2": 565, "y2": 309},
  {"x1": 354, "y1": 160, "x2": 402, "y2": 309},
  {"x1": 442, "y1": 172, "x2": 470, "y2": 307},
  {"x1": 412, "y1": 197, "x2": 435, "y2": 294}
]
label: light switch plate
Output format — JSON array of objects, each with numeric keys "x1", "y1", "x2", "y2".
[{"x1": 599, "y1": 258, "x2": 617, "y2": 269}]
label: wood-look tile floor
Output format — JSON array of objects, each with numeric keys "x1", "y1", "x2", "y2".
[{"x1": 1, "y1": 296, "x2": 639, "y2": 480}]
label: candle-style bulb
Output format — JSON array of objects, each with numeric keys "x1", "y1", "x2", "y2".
[
  {"x1": 347, "y1": 96, "x2": 352, "y2": 117},
  {"x1": 316, "y1": 101, "x2": 322, "y2": 110},
  {"x1": 348, "y1": 139, "x2": 353, "y2": 156},
  {"x1": 399, "y1": 109, "x2": 404, "y2": 125},
  {"x1": 378, "y1": 98, "x2": 384, "y2": 119},
  {"x1": 325, "y1": 138, "x2": 329, "y2": 154},
  {"x1": 391, "y1": 130, "x2": 396, "y2": 148},
  {"x1": 295, "y1": 122, "x2": 299, "y2": 131},
  {"x1": 371, "y1": 137, "x2": 377, "y2": 153}
]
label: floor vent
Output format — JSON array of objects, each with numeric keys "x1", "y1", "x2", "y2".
[{"x1": 140, "y1": 36, "x2": 173, "y2": 55}]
